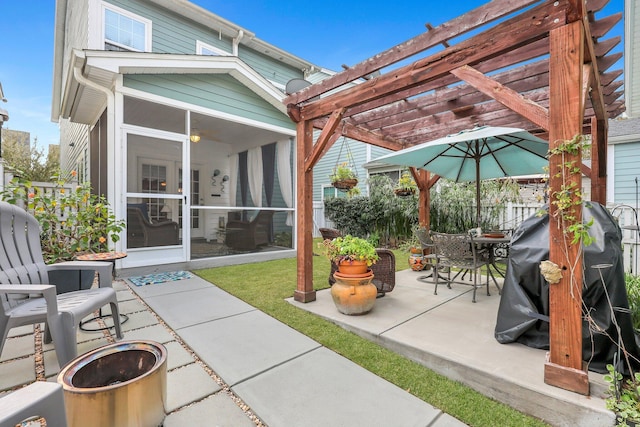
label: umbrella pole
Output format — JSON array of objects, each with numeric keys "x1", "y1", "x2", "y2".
[{"x1": 476, "y1": 146, "x2": 481, "y2": 227}]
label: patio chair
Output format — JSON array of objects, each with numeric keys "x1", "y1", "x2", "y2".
[
  {"x1": 430, "y1": 231, "x2": 492, "y2": 303},
  {"x1": 0, "y1": 381, "x2": 68, "y2": 427},
  {"x1": 226, "y1": 210, "x2": 274, "y2": 250},
  {"x1": 319, "y1": 228, "x2": 396, "y2": 296},
  {"x1": 127, "y1": 204, "x2": 179, "y2": 248},
  {"x1": 414, "y1": 227, "x2": 442, "y2": 282},
  {"x1": 0, "y1": 201, "x2": 123, "y2": 366}
]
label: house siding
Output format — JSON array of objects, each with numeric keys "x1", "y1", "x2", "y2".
[
  {"x1": 123, "y1": 74, "x2": 294, "y2": 130},
  {"x1": 59, "y1": 120, "x2": 91, "y2": 173},
  {"x1": 105, "y1": 0, "x2": 302, "y2": 86},
  {"x1": 614, "y1": 140, "x2": 640, "y2": 203},
  {"x1": 59, "y1": 0, "x2": 92, "y2": 168},
  {"x1": 313, "y1": 137, "x2": 371, "y2": 202}
]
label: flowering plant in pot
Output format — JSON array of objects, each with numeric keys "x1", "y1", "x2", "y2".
[
  {"x1": 394, "y1": 172, "x2": 417, "y2": 196},
  {"x1": 1, "y1": 173, "x2": 125, "y2": 264},
  {"x1": 330, "y1": 162, "x2": 358, "y2": 190},
  {"x1": 319, "y1": 234, "x2": 378, "y2": 274}
]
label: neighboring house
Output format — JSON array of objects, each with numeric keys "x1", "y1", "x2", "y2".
[
  {"x1": 51, "y1": 0, "x2": 321, "y2": 269},
  {"x1": 608, "y1": 0, "x2": 640, "y2": 208}
]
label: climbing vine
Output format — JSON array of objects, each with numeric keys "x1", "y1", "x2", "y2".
[{"x1": 547, "y1": 134, "x2": 594, "y2": 246}]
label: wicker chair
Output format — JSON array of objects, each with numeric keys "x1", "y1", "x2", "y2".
[
  {"x1": 318, "y1": 228, "x2": 396, "y2": 297},
  {"x1": 430, "y1": 231, "x2": 492, "y2": 303}
]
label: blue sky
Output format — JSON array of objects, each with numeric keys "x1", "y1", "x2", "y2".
[{"x1": 0, "y1": 0, "x2": 624, "y2": 153}]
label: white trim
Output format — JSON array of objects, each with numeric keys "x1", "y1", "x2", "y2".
[
  {"x1": 609, "y1": 133, "x2": 640, "y2": 145},
  {"x1": 196, "y1": 40, "x2": 229, "y2": 56},
  {"x1": 82, "y1": 51, "x2": 287, "y2": 113},
  {"x1": 101, "y1": 1, "x2": 152, "y2": 52}
]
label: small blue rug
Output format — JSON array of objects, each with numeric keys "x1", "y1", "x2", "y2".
[{"x1": 129, "y1": 270, "x2": 193, "y2": 287}]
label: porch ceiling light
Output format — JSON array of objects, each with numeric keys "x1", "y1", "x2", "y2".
[{"x1": 190, "y1": 132, "x2": 201, "y2": 143}]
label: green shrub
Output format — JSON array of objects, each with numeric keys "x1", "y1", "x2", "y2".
[{"x1": 626, "y1": 273, "x2": 640, "y2": 331}]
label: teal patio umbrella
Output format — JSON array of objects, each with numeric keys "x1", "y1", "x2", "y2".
[{"x1": 372, "y1": 126, "x2": 549, "y2": 225}]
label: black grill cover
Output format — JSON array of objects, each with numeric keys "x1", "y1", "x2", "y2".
[{"x1": 494, "y1": 202, "x2": 640, "y2": 373}]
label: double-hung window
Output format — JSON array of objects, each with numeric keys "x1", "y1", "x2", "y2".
[{"x1": 103, "y1": 5, "x2": 151, "y2": 52}]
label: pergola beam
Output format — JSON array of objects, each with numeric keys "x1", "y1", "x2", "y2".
[
  {"x1": 450, "y1": 65, "x2": 550, "y2": 130},
  {"x1": 283, "y1": 0, "x2": 541, "y2": 106},
  {"x1": 297, "y1": 2, "x2": 568, "y2": 122}
]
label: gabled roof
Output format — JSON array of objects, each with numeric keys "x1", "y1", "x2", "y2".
[{"x1": 59, "y1": 50, "x2": 289, "y2": 125}]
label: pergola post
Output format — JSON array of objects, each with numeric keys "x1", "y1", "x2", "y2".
[
  {"x1": 412, "y1": 169, "x2": 432, "y2": 228},
  {"x1": 590, "y1": 116, "x2": 608, "y2": 205},
  {"x1": 544, "y1": 21, "x2": 589, "y2": 395},
  {"x1": 294, "y1": 119, "x2": 316, "y2": 303}
]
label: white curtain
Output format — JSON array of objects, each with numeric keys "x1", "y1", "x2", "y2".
[
  {"x1": 228, "y1": 153, "x2": 238, "y2": 207},
  {"x1": 248, "y1": 146, "x2": 263, "y2": 208},
  {"x1": 277, "y1": 138, "x2": 294, "y2": 226}
]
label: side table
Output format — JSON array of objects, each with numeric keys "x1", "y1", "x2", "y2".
[{"x1": 75, "y1": 251, "x2": 129, "y2": 332}]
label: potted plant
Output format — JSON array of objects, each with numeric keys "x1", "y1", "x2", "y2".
[
  {"x1": 1, "y1": 172, "x2": 125, "y2": 291},
  {"x1": 330, "y1": 162, "x2": 358, "y2": 191},
  {"x1": 320, "y1": 234, "x2": 378, "y2": 275},
  {"x1": 395, "y1": 171, "x2": 417, "y2": 196},
  {"x1": 319, "y1": 235, "x2": 380, "y2": 315},
  {"x1": 604, "y1": 363, "x2": 640, "y2": 426}
]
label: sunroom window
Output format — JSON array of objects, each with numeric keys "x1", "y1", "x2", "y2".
[{"x1": 104, "y1": 6, "x2": 151, "y2": 52}]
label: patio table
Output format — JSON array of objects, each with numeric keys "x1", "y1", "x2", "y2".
[
  {"x1": 473, "y1": 235, "x2": 511, "y2": 286},
  {"x1": 75, "y1": 251, "x2": 129, "y2": 331}
]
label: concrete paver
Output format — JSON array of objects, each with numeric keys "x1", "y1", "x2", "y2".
[
  {"x1": 177, "y1": 309, "x2": 321, "y2": 386},
  {"x1": 1, "y1": 273, "x2": 470, "y2": 427},
  {"x1": 166, "y1": 362, "x2": 222, "y2": 412},
  {"x1": 232, "y1": 346, "x2": 443, "y2": 427},
  {"x1": 164, "y1": 393, "x2": 257, "y2": 427}
]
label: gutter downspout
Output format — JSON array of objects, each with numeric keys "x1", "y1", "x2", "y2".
[
  {"x1": 232, "y1": 30, "x2": 244, "y2": 56},
  {"x1": 72, "y1": 65, "x2": 120, "y2": 253}
]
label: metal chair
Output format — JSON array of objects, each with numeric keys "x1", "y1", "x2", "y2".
[
  {"x1": 318, "y1": 228, "x2": 396, "y2": 296},
  {"x1": 0, "y1": 201, "x2": 123, "y2": 366},
  {"x1": 414, "y1": 227, "x2": 442, "y2": 282},
  {"x1": 0, "y1": 381, "x2": 68, "y2": 427},
  {"x1": 430, "y1": 231, "x2": 492, "y2": 303}
]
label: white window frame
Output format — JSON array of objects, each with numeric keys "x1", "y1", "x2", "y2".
[
  {"x1": 196, "y1": 40, "x2": 229, "y2": 56},
  {"x1": 102, "y1": 2, "x2": 152, "y2": 52}
]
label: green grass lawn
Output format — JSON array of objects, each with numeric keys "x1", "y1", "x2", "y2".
[{"x1": 195, "y1": 246, "x2": 548, "y2": 427}]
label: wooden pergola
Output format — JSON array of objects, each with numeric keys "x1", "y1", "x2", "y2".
[{"x1": 284, "y1": 0, "x2": 623, "y2": 395}]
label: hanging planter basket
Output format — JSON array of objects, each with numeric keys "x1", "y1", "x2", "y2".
[
  {"x1": 332, "y1": 178, "x2": 358, "y2": 191},
  {"x1": 394, "y1": 188, "x2": 415, "y2": 197}
]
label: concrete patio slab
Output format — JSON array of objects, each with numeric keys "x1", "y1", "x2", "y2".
[
  {"x1": 164, "y1": 340, "x2": 196, "y2": 370},
  {"x1": 127, "y1": 276, "x2": 212, "y2": 298},
  {"x1": 166, "y1": 362, "x2": 222, "y2": 412},
  {"x1": 289, "y1": 268, "x2": 616, "y2": 426},
  {"x1": 163, "y1": 393, "x2": 257, "y2": 427},
  {"x1": 177, "y1": 309, "x2": 321, "y2": 386},
  {"x1": 141, "y1": 286, "x2": 255, "y2": 330},
  {"x1": 232, "y1": 346, "x2": 444, "y2": 427},
  {"x1": 117, "y1": 323, "x2": 175, "y2": 344}
]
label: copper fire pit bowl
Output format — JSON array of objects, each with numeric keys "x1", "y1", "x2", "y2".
[{"x1": 57, "y1": 340, "x2": 167, "y2": 427}]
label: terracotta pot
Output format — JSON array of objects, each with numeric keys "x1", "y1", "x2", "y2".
[
  {"x1": 337, "y1": 260, "x2": 369, "y2": 275},
  {"x1": 331, "y1": 271, "x2": 377, "y2": 315}
]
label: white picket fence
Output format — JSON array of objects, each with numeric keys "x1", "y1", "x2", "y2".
[{"x1": 313, "y1": 201, "x2": 640, "y2": 275}]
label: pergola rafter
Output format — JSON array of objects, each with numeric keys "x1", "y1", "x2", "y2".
[{"x1": 285, "y1": 0, "x2": 623, "y2": 396}]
